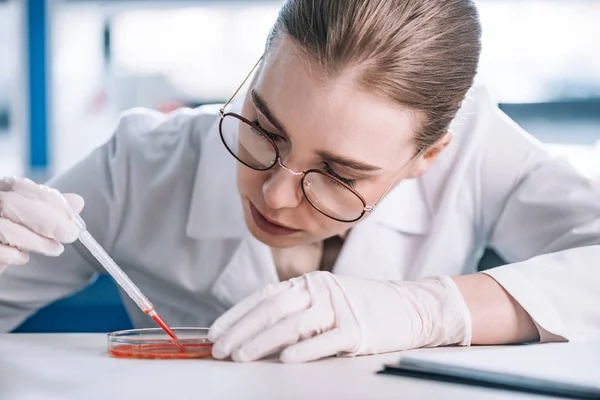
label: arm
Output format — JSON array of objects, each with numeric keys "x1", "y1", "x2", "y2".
[
  {"x1": 455, "y1": 245, "x2": 600, "y2": 345},
  {"x1": 0, "y1": 111, "x2": 153, "y2": 332},
  {"x1": 207, "y1": 243, "x2": 599, "y2": 363},
  {"x1": 460, "y1": 90, "x2": 600, "y2": 344},
  {"x1": 453, "y1": 273, "x2": 540, "y2": 344}
]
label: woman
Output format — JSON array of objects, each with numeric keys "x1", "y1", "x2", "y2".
[{"x1": 0, "y1": 0, "x2": 599, "y2": 363}]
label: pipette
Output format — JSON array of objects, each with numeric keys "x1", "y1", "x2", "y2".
[{"x1": 74, "y1": 215, "x2": 180, "y2": 343}]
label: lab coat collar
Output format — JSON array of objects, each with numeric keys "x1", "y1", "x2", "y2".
[
  {"x1": 368, "y1": 177, "x2": 430, "y2": 235},
  {"x1": 186, "y1": 113, "x2": 431, "y2": 240},
  {"x1": 186, "y1": 115, "x2": 247, "y2": 240},
  {"x1": 209, "y1": 227, "x2": 280, "y2": 308}
]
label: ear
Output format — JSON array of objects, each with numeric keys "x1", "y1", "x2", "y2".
[{"x1": 406, "y1": 131, "x2": 453, "y2": 179}]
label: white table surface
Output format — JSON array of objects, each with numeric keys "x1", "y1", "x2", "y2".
[{"x1": 0, "y1": 334, "x2": 578, "y2": 400}]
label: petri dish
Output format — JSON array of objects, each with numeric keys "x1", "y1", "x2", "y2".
[{"x1": 107, "y1": 327, "x2": 213, "y2": 359}]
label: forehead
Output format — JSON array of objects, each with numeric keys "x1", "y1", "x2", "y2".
[{"x1": 250, "y1": 41, "x2": 417, "y2": 169}]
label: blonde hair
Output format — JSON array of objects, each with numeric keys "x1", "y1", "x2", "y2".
[{"x1": 268, "y1": 0, "x2": 482, "y2": 151}]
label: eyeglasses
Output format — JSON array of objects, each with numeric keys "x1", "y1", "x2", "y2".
[{"x1": 218, "y1": 56, "x2": 424, "y2": 223}]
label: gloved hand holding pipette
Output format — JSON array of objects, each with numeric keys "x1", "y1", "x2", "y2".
[
  {"x1": 0, "y1": 177, "x2": 83, "y2": 273},
  {"x1": 0, "y1": 177, "x2": 179, "y2": 341}
]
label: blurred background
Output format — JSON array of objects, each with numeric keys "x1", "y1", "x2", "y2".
[
  {"x1": 1, "y1": 0, "x2": 599, "y2": 332},
  {"x1": 1, "y1": 0, "x2": 599, "y2": 180}
]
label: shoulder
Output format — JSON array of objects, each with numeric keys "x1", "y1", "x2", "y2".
[
  {"x1": 452, "y1": 85, "x2": 547, "y2": 156},
  {"x1": 106, "y1": 105, "x2": 221, "y2": 161},
  {"x1": 92, "y1": 104, "x2": 223, "y2": 203},
  {"x1": 422, "y1": 85, "x2": 554, "y2": 218}
]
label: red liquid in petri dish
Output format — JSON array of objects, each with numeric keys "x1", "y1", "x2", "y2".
[
  {"x1": 108, "y1": 342, "x2": 214, "y2": 359},
  {"x1": 108, "y1": 327, "x2": 212, "y2": 360}
]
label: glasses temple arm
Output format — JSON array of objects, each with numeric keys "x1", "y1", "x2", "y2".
[
  {"x1": 370, "y1": 147, "x2": 429, "y2": 210},
  {"x1": 220, "y1": 55, "x2": 265, "y2": 115}
]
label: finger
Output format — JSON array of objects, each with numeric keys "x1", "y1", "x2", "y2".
[
  {"x1": 5, "y1": 178, "x2": 75, "y2": 218},
  {"x1": 279, "y1": 328, "x2": 353, "y2": 364},
  {"x1": 0, "y1": 191, "x2": 79, "y2": 243},
  {"x1": 0, "y1": 243, "x2": 30, "y2": 265},
  {"x1": 232, "y1": 305, "x2": 335, "y2": 362},
  {"x1": 209, "y1": 280, "x2": 294, "y2": 341},
  {"x1": 212, "y1": 288, "x2": 311, "y2": 360},
  {"x1": 0, "y1": 176, "x2": 18, "y2": 191},
  {"x1": 0, "y1": 177, "x2": 79, "y2": 224},
  {"x1": 63, "y1": 193, "x2": 85, "y2": 214},
  {"x1": 0, "y1": 218, "x2": 64, "y2": 256}
]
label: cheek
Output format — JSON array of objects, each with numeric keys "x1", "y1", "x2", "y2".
[
  {"x1": 237, "y1": 164, "x2": 262, "y2": 194},
  {"x1": 308, "y1": 208, "x2": 358, "y2": 239}
]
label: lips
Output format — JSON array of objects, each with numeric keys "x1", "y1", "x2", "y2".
[
  {"x1": 249, "y1": 201, "x2": 301, "y2": 236},
  {"x1": 259, "y1": 210, "x2": 296, "y2": 230}
]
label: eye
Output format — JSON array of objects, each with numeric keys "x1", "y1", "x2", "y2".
[
  {"x1": 323, "y1": 163, "x2": 357, "y2": 188},
  {"x1": 251, "y1": 120, "x2": 286, "y2": 143}
]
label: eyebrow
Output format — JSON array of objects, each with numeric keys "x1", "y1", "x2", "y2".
[
  {"x1": 317, "y1": 150, "x2": 382, "y2": 172},
  {"x1": 251, "y1": 89, "x2": 382, "y2": 173},
  {"x1": 251, "y1": 90, "x2": 288, "y2": 135}
]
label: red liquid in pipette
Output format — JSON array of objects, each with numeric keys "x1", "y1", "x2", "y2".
[
  {"x1": 147, "y1": 311, "x2": 178, "y2": 341},
  {"x1": 144, "y1": 309, "x2": 185, "y2": 351}
]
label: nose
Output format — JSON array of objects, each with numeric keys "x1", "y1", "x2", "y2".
[{"x1": 262, "y1": 158, "x2": 304, "y2": 211}]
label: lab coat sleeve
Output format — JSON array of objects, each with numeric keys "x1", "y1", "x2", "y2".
[
  {"x1": 473, "y1": 90, "x2": 600, "y2": 342},
  {"x1": 0, "y1": 109, "x2": 166, "y2": 332}
]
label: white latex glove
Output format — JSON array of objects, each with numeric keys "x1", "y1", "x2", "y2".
[
  {"x1": 0, "y1": 177, "x2": 84, "y2": 272},
  {"x1": 209, "y1": 271, "x2": 471, "y2": 363}
]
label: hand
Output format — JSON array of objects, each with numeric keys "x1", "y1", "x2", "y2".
[
  {"x1": 209, "y1": 271, "x2": 472, "y2": 363},
  {"x1": 0, "y1": 177, "x2": 84, "y2": 270}
]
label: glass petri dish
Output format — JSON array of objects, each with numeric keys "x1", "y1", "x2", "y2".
[{"x1": 107, "y1": 327, "x2": 213, "y2": 359}]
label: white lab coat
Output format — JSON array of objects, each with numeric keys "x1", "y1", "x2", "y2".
[{"x1": 0, "y1": 86, "x2": 599, "y2": 341}]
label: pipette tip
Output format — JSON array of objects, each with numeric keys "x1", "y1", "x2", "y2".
[{"x1": 145, "y1": 309, "x2": 185, "y2": 351}]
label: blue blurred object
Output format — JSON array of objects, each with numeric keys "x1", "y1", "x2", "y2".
[
  {"x1": 26, "y1": 0, "x2": 49, "y2": 175},
  {"x1": 12, "y1": 274, "x2": 133, "y2": 333}
]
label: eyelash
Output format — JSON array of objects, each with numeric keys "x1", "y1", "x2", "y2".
[
  {"x1": 251, "y1": 119, "x2": 356, "y2": 188},
  {"x1": 251, "y1": 120, "x2": 285, "y2": 143},
  {"x1": 323, "y1": 163, "x2": 356, "y2": 188}
]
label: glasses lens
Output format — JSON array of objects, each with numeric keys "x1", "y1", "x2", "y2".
[
  {"x1": 302, "y1": 171, "x2": 366, "y2": 222},
  {"x1": 220, "y1": 114, "x2": 277, "y2": 170}
]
